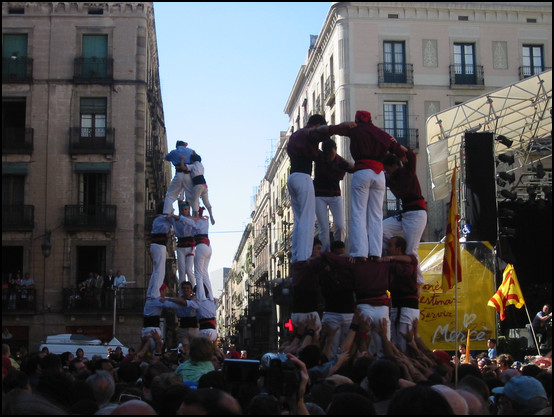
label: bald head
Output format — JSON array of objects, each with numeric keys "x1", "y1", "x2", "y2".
[
  {"x1": 431, "y1": 384, "x2": 469, "y2": 415},
  {"x1": 110, "y1": 400, "x2": 156, "y2": 415}
]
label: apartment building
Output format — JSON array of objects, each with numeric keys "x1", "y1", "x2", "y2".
[
  {"x1": 221, "y1": 2, "x2": 551, "y2": 353},
  {"x1": 2, "y1": 2, "x2": 172, "y2": 351}
]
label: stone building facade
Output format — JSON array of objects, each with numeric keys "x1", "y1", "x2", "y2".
[{"x1": 2, "y1": 2, "x2": 172, "y2": 351}]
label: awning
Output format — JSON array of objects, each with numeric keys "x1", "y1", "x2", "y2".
[{"x1": 426, "y1": 69, "x2": 552, "y2": 201}]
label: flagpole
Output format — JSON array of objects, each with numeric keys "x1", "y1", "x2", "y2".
[
  {"x1": 454, "y1": 159, "x2": 459, "y2": 387},
  {"x1": 524, "y1": 306, "x2": 541, "y2": 356}
]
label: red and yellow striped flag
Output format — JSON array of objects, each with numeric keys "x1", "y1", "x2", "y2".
[
  {"x1": 442, "y1": 164, "x2": 462, "y2": 292},
  {"x1": 488, "y1": 264, "x2": 525, "y2": 321}
]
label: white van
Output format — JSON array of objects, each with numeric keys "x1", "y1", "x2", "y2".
[{"x1": 39, "y1": 334, "x2": 128, "y2": 359}]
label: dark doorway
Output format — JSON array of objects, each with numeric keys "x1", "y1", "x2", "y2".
[{"x1": 76, "y1": 246, "x2": 105, "y2": 285}]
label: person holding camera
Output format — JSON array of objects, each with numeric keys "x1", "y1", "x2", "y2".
[{"x1": 258, "y1": 352, "x2": 310, "y2": 415}]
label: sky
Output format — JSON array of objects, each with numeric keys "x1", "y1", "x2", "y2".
[{"x1": 153, "y1": 2, "x2": 332, "y2": 297}]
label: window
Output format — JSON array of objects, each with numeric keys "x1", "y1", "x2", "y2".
[
  {"x1": 80, "y1": 98, "x2": 107, "y2": 138},
  {"x1": 453, "y1": 43, "x2": 476, "y2": 84},
  {"x1": 2, "y1": 34, "x2": 28, "y2": 81},
  {"x1": 79, "y1": 173, "x2": 107, "y2": 206},
  {"x1": 2, "y1": 97, "x2": 28, "y2": 151},
  {"x1": 82, "y1": 35, "x2": 108, "y2": 78},
  {"x1": 384, "y1": 103, "x2": 409, "y2": 147},
  {"x1": 522, "y1": 45, "x2": 544, "y2": 77},
  {"x1": 2, "y1": 175, "x2": 25, "y2": 206},
  {"x1": 383, "y1": 41, "x2": 406, "y2": 83}
]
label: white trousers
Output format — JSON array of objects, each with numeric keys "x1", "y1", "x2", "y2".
[
  {"x1": 191, "y1": 184, "x2": 212, "y2": 215},
  {"x1": 390, "y1": 307, "x2": 420, "y2": 353},
  {"x1": 147, "y1": 243, "x2": 166, "y2": 299},
  {"x1": 288, "y1": 172, "x2": 316, "y2": 263},
  {"x1": 315, "y1": 196, "x2": 346, "y2": 252},
  {"x1": 163, "y1": 172, "x2": 193, "y2": 214},
  {"x1": 321, "y1": 312, "x2": 354, "y2": 357},
  {"x1": 382, "y1": 209, "x2": 427, "y2": 285},
  {"x1": 357, "y1": 304, "x2": 390, "y2": 358},
  {"x1": 349, "y1": 169, "x2": 386, "y2": 258},
  {"x1": 194, "y1": 243, "x2": 213, "y2": 300},
  {"x1": 177, "y1": 246, "x2": 196, "y2": 287}
]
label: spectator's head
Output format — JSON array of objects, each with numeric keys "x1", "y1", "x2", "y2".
[
  {"x1": 492, "y1": 375, "x2": 549, "y2": 414},
  {"x1": 149, "y1": 372, "x2": 184, "y2": 412},
  {"x1": 326, "y1": 392, "x2": 376, "y2": 415},
  {"x1": 387, "y1": 384, "x2": 454, "y2": 415},
  {"x1": 86, "y1": 370, "x2": 115, "y2": 408},
  {"x1": 178, "y1": 387, "x2": 242, "y2": 415},
  {"x1": 111, "y1": 399, "x2": 157, "y2": 415},
  {"x1": 312, "y1": 238, "x2": 322, "y2": 257},
  {"x1": 430, "y1": 384, "x2": 469, "y2": 415},
  {"x1": 189, "y1": 336, "x2": 215, "y2": 362},
  {"x1": 245, "y1": 393, "x2": 282, "y2": 415},
  {"x1": 156, "y1": 383, "x2": 191, "y2": 415},
  {"x1": 366, "y1": 358, "x2": 401, "y2": 401}
]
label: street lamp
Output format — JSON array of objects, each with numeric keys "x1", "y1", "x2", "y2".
[{"x1": 41, "y1": 230, "x2": 52, "y2": 258}]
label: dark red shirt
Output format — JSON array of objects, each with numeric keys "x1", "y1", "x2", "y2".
[
  {"x1": 386, "y1": 148, "x2": 427, "y2": 212},
  {"x1": 330, "y1": 121, "x2": 406, "y2": 169},
  {"x1": 321, "y1": 252, "x2": 391, "y2": 305},
  {"x1": 313, "y1": 151, "x2": 353, "y2": 197},
  {"x1": 287, "y1": 126, "x2": 331, "y2": 175},
  {"x1": 291, "y1": 257, "x2": 326, "y2": 313},
  {"x1": 389, "y1": 255, "x2": 419, "y2": 309}
]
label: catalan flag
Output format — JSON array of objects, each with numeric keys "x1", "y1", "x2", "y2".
[
  {"x1": 442, "y1": 164, "x2": 462, "y2": 292},
  {"x1": 488, "y1": 264, "x2": 525, "y2": 321}
]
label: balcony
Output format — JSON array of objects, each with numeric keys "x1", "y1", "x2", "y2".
[
  {"x1": 449, "y1": 65, "x2": 484, "y2": 89},
  {"x1": 249, "y1": 295, "x2": 273, "y2": 316},
  {"x1": 384, "y1": 128, "x2": 419, "y2": 150},
  {"x1": 2, "y1": 127, "x2": 34, "y2": 154},
  {"x1": 519, "y1": 66, "x2": 550, "y2": 80},
  {"x1": 62, "y1": 288, "x2": 145, "y2": 314},
  {"x1": 378, "y1": 63, "x2": 414, "y2": 87},
  {"x1": 324, "y1": 75, "x2": 335, "y2": 106},
  {"x1": 280, "y1": 186, "x2": 291, "y2": 208},
  {"x1": 64, "y1": 204, "x2": 117, "y2": 231},
  {"x1": 69, "y1": 127, "x2": 114, "y2": 155},
  {"x1": 2, "y1": 288, "x2": 37, "y2": 315},
  {"x1": 73, "y1": 57, "x2": 114, "y2": 84},
  {"x1": 2, "y1": 56, "x2": 33, "y2": 83},
  {"x1": 2, "y1": 205, "x2": 34, "y2": 231}
]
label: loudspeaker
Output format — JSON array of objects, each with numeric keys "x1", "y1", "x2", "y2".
[{"x1": 464, "y1": 132, "x2": 497, "y2": 243}]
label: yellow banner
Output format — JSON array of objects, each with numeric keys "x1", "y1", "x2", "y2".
[{"x1": 418, "y1": 242, "x2": 496, "y2": 351}]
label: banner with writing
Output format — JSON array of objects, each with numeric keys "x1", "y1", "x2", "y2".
[{"x1": 418, "y1": 241, "x2": 496, "y2": 351}]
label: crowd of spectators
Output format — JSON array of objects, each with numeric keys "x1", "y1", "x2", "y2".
[{"x1": 2, "y1": 307, "x2": 552, "y2": 415}]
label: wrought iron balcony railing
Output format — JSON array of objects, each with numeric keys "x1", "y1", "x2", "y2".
[
  {"x1": 69, "y1": 127, "x2": 114, "y2": 155},
  {"x1": 64, "y1": 204, "x2": 117, "y2": 231},
  {"x1": 378, "y1": 63, "x2": 414, "y2": 86},
  {"x1": 2, "y1": 288, "x2": 37, "y2": 314},
  {"x1": 384, "y1": 128, "x2": 419, "y2": 149},
  {"x1": 2, "y1": 205, "x2": 34, "y2": 231},
  {"x1": 73, "y1": 57, "x2": 114, "y2": 84},
  {"x1": 2, "y1": 127, "x2": 33, "y2": 154},
  {"x1": 62, "y1": 287, "x2": 145, "y2": 314},
  {"x1": 2, "y1": 56, "x2": 33, "y2": 83},
  {"x1": 449, "y1": 64, "x2": 484, "y2": 87},
  {"x1": 519, "y1": 66, "x2": 551, "y2": 80}
]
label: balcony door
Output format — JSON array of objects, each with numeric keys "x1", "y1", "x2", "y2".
[
  {"x1": 384, "y1": 102, "x2": 408, "y2": 147},
  {"x1": 383, "y1": 41, "x2": 406, "y2": 83},
  {"x1": 522, "y1": 45, "x2": 544, "y2": 77},
  {"x1": 453, "y1": 43, "x2": 476, "y2": 84},
  {"x1": 82, "y1": 35, "x2": 108, "y2": 78}
]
